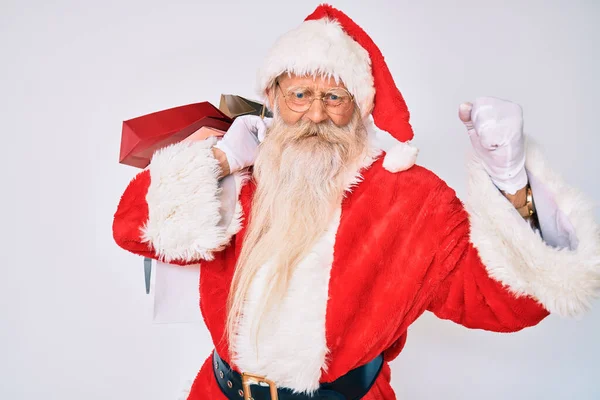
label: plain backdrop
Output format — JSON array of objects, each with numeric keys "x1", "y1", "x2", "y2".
[{"x1": 1, "y1": 0, "x2": 599, "y2": 399}]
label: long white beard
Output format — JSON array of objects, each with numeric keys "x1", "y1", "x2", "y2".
[
  {"x1": 252, "y1": 111, "x2": 367, "y2": 274},
  {"x1": 227, "y1": 109, "x2": 368, "y2": 346}
]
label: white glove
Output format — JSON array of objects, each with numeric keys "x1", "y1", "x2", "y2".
[
  {"x1": 214, "y1": 115, "x2": 273, "y2": 174},
  {"x1": 459, "y1": 97, "x2": 527, "y2": 194}
]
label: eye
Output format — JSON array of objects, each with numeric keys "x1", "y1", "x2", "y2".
[
  {"x1": 287, "y1": 88, "x2": 312, "y2": 103},
  {"x1": 324, "y1": 90, "x2": 348, "y2": 105}
]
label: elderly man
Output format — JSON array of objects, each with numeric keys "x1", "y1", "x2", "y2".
[{"x1": 112, "y1": 4, "x2": 600, "y2": 400}]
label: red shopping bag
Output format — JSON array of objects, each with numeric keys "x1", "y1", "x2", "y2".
[{"x1": 119, "y1": 102, "x2": 233, "y2": 168}]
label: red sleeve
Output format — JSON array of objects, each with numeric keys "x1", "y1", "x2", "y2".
[
  {"x1": 112, "y1": 170, "x2": 190, "y2": 266},
  {"x1": 427, "y1": 188, "x2": 549, "y2": 332}
]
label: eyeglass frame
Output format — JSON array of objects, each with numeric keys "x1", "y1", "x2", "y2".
[{"x1": 275, "y1": 80, "x2": 356, "y2": 115}]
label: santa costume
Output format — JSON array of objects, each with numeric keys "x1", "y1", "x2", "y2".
[{"x1": 112, "y1": 4, "x2": 600, "y2": 400}]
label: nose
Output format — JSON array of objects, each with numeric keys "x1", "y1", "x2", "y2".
[{"x1": 304, "y1": 99, "x2": 329, "y2": 124}]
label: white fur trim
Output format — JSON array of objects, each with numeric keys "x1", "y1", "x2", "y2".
[
  {"x1": 467, "y1": 142, "x2": 600, "y2": 317},
  {"x1": 257, "y1": 18, "x2": 374, "y2": 115},
  {"x1": 233, "y1": 208, "x2": 342, "y2": 393},
  {"x1": 141, "y1": 138, "x2": 247, "y2": 263}
]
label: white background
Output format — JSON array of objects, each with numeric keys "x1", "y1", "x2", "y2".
[{"x1": 1, "y1": 0, "x2": 599, "y2": 399}]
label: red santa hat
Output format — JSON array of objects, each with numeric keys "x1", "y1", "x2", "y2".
[{"x1": 257, "y1": 3, "x2": 418, "y2": 172}]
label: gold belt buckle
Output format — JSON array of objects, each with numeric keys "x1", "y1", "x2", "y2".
[{"x1": 241, "y1": 372, "x2": 278, "y2": 400}]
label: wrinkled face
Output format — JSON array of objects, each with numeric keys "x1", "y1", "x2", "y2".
[{"x1": 267, "y1": 73, "x2": 355, "y2": 127}]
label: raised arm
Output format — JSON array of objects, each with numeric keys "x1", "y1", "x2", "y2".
[{"x1": 427, "y1": 140, "x2": 600, "y2": 331}]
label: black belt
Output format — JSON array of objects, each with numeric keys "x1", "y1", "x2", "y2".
[{"x1": 213, "y1": 350, "x2": 383, "y2": 400}]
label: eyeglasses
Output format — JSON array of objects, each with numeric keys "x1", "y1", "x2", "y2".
[{"x1": 276, "y1": 82, "x2": 355, "y2": 115}]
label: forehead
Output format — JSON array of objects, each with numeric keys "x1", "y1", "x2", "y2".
[{"x1": 278, "y1": 73, "x2": 348, "y2": 90}]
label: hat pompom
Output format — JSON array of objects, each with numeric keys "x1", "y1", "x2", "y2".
[{"x1": 382, "y1": 141, "x2": 419, "y2": 173}]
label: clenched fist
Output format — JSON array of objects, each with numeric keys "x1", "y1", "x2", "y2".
[{"x1": 459, "y1": 97, "x2": 527, "y2": 195}]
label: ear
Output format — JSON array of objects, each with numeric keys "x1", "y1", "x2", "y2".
[
  {"x1": 266, "y1": 86, "x2": 276, "y2": 111},
  {"x1": 360, "y1": 91, "x2": 375, "y2": 120}
]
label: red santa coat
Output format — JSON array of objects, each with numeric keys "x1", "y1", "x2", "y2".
[{"x1": 113, "y1": 135, "x2": 599, "y2": 399}]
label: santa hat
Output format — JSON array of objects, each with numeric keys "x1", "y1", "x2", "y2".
[{"x1": 256, "y1": 3, "x2": 418, "y2": 172}]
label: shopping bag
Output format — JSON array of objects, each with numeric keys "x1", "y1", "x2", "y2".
[
  {"x1": 119, "y1": 102, "x2": 232, "y2": 168},
  {"x1": 218, "y1": 94, "x2": 271, "y2": 119}
]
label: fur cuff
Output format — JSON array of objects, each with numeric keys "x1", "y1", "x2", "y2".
[
  {"x1": 141, "y1": 138, "x2": 244, "y2": 262},
  {"x1": 466, "y1": 142, "x2": 600, "y2": 317}
]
